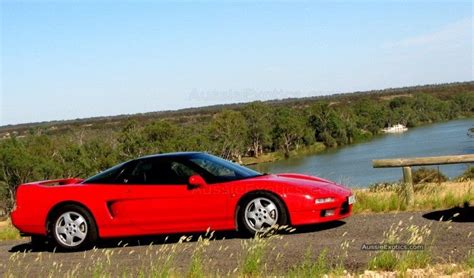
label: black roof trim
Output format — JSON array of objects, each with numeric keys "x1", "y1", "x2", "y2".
[{"x1": 138, "y1": 151, "x2": 205, "y2": 160}]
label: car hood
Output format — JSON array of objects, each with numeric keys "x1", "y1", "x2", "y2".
[{"x1": 253, "y1": 173, "x2": 352, "y2": 196}]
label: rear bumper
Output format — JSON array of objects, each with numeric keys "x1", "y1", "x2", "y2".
[{"x1": 11, "y1": 209, "x2": 46, "y2": 236}]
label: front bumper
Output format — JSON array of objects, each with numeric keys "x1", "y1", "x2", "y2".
[{"x1": 290, "y1": 196, "x2": 353, "y2": 226}]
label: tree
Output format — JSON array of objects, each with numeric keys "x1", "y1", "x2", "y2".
[
  {"x1": 143, "y1": 120, "x2": 180, "y2": 154},
  {"x1": 209, "y1": 110, "x2": 248, "y2": 162},
  {"x1": 308, "y1": 102, "x2": 347, "y2": 147},
  {"x1": 272, "y1": 107, "x2": 306, "y2": 157},
  {"x1": 242, "y1": 102, "x2": 272, "y2": 158},
  {"x1": 117, "y1": 120, "x2": 147, "y2": 159},
  {"x1": 0, "y1": 136, "x2": 62, "y2": 211}
]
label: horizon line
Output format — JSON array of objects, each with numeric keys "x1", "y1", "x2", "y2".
[{"x1": 1, "y1": 80, "x2": 472, "y2": 129}]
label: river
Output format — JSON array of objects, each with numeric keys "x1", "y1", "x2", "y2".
[{"x1": 250, "y1": 118, "x2": 474, "y2": 187}]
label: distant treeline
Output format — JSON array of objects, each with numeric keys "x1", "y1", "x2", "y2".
[{"x1": 0, "y1": 82, "x2": 473, "y2": 209}]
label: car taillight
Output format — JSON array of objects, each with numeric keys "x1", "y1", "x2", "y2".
[{"x1": 12, "y1": 185, "x2": 20, "y2": 211}]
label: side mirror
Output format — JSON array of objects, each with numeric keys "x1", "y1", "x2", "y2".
[{"x1": 188, "y1": 175, "x2": 207, "y2": 189}]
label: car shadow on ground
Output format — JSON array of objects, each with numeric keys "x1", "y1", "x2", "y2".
[
  {"x1": 422, "y1": 203, "x2": 474, "y2": 223},
  {"x1": 8, "y1": 220, "x2": 346, "y2": 253}
]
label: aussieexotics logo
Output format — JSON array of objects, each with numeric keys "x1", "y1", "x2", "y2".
[{"x1": 361, "y1": 243, "x2": 425, "y2": 251}]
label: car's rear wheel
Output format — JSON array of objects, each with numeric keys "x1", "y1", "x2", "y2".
[
  {"x1": 48, "y1": 205, "x2": 98, "y2": 251},
  {"x1": 238, "y1": 192, "x2": 288, "y2": 236}
]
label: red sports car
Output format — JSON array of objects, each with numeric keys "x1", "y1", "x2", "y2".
[{"x1": 12, "y1": 152, "x2": 354, "y2": 251}]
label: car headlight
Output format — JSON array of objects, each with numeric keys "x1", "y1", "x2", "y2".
[{"x1": 315, "y1": 197, "x2": 335, "y2": 204}]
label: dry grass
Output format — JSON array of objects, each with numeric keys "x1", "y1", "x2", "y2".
[{"x1": 353, "y1": 180, "x2": 474, "y2": 214}]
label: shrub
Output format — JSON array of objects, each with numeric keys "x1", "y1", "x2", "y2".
[
  {"x1": 412, "y1": 167, "x2": 447, "y2": 184},
  {"x1": 459, "y1": 166, "x2": 474, "y2": 180}
]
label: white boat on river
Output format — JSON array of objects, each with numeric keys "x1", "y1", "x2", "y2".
[{"x1": 382, "y1": 124, "x2": 408, "y2": 133}]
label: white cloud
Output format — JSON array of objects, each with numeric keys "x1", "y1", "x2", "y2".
[
  {"x1": 374, "y1": 17, "x2": 473, "y2": 85},
  {"x1": 384, "y1": 17, "x2": 472, "y2": 50}
]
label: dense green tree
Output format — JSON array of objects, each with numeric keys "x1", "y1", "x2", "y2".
[
  {"x1": 0, "y1": 136, "x2": 62, "y2": 210},
  {"x1": 308, "y1": 102, "x2": 348, "y2": 147},
  {"x1": 352, "y1": 98, "x2": 388, "y2": 134},
  {"x1": 242, "y1": 102, "x2": 272, "y2": 158},
  {"x1": 209, "y1": 110, "x2": 248, "y2": 162},
  {"x1": 117, "y1": 120, "x2": 147, "y2": 159},
  {"x1": 143, "y1": 120, "x2": 180, "y2": 154},
  {"x1": 272, "y1": 107, "x2": 306, "y2": 157}
]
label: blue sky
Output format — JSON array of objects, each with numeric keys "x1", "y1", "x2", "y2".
[{"x1": 1, "y1": 1, "x2": 472, "y2": 125}]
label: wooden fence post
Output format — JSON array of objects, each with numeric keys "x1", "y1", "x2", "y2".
[
  {"x1": 373, "y1": 154, "x2": 474, "y2": 206},
  {"x1": 402, "y1": 166, "x2": 414, "y2": 206}
]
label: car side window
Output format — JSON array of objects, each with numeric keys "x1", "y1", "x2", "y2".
[
  {"x1": 125, "y1": 160, "x2": 153, "y2": 184},
  {"x1": 123, "y1": 158, "x2": 197, "y2": 185}
]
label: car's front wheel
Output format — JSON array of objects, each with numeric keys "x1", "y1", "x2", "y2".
[
  {"x1": 238, "y1": 192, "x2": 289, "y2": 236},
  {"x1": 48, "y1": 205, "x2": 98, "y2": 251}
]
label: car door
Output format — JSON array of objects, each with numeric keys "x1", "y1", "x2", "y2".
[{"x1": 122, "y1": 157, "x2": 230, "y2": 233}]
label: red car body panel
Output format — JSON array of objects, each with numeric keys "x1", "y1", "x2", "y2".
[{"x1": 11, "y1": 173, "x2": 353, "y2": 238}]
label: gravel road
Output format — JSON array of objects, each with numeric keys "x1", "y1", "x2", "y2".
[{"x1": 1, "y1": 208, "x2": 473, "y2": 275}]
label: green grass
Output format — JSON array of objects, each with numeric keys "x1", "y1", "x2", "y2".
[
  {"x1": 240, "y1": 236, "x2": 269, "y2": 276},
  {"x1": 188, "y1": 250, "x2": 205, "y2": 278},
  {"x1": 368, "y1": 251, "x2": 399, "y2": 271},
  {"x1": 288, "y1": 248, "x2": 331, "y2": 278},
  {"x1": 368, "y1": 250, "x2": 431, "y2": 272},
  {"x1": 467, "y1": 250, "x2": 474, "y2": 269},
  {"x1": 396, "y1": 251, "x2": 432, "y2": 272},
  {"x1": 0, "y1": 221, "x2": 20, "y2": 241}
]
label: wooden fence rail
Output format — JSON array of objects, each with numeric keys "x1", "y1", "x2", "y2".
[{"x1": 372, "y1": 154, "x2": 474, "y2": 205}]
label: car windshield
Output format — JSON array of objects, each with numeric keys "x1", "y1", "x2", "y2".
[{"x1": 187, "y1": 153, "x2": 262, "y2": 183}]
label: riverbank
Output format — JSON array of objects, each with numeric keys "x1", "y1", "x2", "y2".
[
  {"x1": 251, "y1": 118, "x2": 474, "y2": 186},
  {"x1": 241, "y1": 143, "x2": 326, "y2": 165}
]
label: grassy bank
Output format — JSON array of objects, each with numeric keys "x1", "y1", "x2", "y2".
[
  {"x1": 353, "y1": 180, "x2": 474, "y2": 214},
  {"x1": 241, "y1": 142, "x2": 326, "y2": 165}
]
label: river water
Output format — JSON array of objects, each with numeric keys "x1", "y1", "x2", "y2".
[{"x1": 250, "y1": 118, "x2": 474, "y2": 187}]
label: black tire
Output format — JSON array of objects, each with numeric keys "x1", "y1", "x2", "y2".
[
  {"x1": 237, "y1": 191, "x2": 289, "y2": 237},
  {"x1": 48, "y1": 204, "x2": 98, "y2": 251}
]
